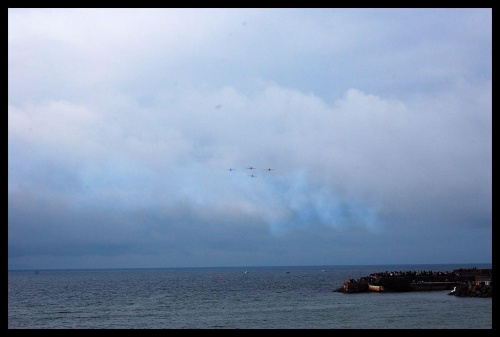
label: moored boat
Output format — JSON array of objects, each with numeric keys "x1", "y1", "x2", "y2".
[{"x1": 368, "y1": 284, "x2": 384, "y2": 292}]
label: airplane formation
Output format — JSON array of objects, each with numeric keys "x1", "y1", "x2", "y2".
[{"x1": 228, "y1": 167, "x2": 274, "y2": 177}]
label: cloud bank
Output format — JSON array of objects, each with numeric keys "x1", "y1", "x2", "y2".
[{"x1": 8, "y1": 8, "x2": 491, "y2": 269}]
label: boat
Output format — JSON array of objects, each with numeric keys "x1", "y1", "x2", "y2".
[{"x1": 368, "y1": 283, "x2": 384, "y2": 292}]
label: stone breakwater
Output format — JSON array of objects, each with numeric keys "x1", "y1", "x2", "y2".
[
  {"x1": 333, "y1": 267, "x2": 492, "y2": 297},
  {"x1": 449, "y1": 283, "x2": 492, "y2": 298}
]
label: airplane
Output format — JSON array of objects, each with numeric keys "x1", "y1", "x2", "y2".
[
  {"x1": 228, "y1": 168, "x2": 236, "y2": 171},
  {"x1": 249, "y1": 174, "x2": 257, "y2": 178},
  {"x1": 247, "y1": 166, "x2": 256, "y2": 170},
  {"x1": 266, "y1": 168, "x2": 274, "y2": 171}
]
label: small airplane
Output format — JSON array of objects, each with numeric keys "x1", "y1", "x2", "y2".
[
  {"x1": 266, "y1": 168, "x2": 274, "y2": 171},
  {"x1": 228, "y1": 168, "x2": 236, "y2": 171},
  {"x1": 249, "y1": 174, "x2": 257, "y2": 178},
  {"x1": 247, "y1": 166, "x2": 256, "y2": 170}
]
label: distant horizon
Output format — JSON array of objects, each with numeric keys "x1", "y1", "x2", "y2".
[{"x1": 8, "y1": 262, "x2": 492, "y2": 272}]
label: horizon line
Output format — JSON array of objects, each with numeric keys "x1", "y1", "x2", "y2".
[{"x1": 8, "y1": 262, "x2": 492, "y2": 272}]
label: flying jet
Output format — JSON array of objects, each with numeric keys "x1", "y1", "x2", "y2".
[
  {"x1": 249, "y1": 174, "x2": 257, "y2": 178},
  {"x1": 247, "y1": 166, "x2": 256, "y2": 170},
  {"x1": 228, "y1": 168, "x2": 237, "y2": 171},
  {"x1": 266, "y1": 168, "x2": 274, "y2": 171}
]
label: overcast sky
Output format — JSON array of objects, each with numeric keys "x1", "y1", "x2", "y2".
[{"x1": 8, "y1": 8, "x2": 492, "y2": 270}]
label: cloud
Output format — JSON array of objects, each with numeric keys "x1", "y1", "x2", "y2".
[
  {"x1": 8, "y1": 9, "x2": 491, "y2": 269},
  {"x1": 9, "y1": 81, "x2": 491, "y2": 267}
]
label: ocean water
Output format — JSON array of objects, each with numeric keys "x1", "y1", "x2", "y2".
[{"x1": 8, "y1": 264, "x2": 492, "y2": 329}]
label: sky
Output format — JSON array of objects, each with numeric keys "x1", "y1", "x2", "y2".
[{"x1": 8, "y1": 8, "x2": 492, "y2": 270}]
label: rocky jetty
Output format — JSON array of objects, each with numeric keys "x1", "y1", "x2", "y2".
[{"x1": 334, "y1": 267, "x2": 492, "y2": 297}]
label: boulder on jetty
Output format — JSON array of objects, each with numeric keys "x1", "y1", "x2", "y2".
[{"x1": 449, "y1": 283, "x2": 492, "y2": 298}]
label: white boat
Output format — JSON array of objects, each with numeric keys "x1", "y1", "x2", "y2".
[{"x1": 368, "y1": 284, "x2": 384, "y2": 292}]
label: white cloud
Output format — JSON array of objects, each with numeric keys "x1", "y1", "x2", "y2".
[
  {"x1": 8, "y1": 8, "x2": 491, "y2": 268},
  {"x1": 9, "y1": 80, "x2": 491, "y2": 234}
]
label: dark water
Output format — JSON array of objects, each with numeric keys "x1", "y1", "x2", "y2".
[{"x1": 8, "y1": 264, "x2": 492, "y2": 329}]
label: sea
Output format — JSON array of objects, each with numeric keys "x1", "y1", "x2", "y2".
[{"x1": 8, "y1": 263, "x2": 492, "y2": 329}]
